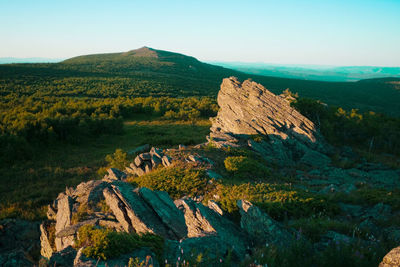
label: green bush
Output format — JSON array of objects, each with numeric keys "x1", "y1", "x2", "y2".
[
  {"x1": 77, "y1": 225, "x2": 163, "y2": 261},
  {"x1": 224, "y1": 156, "x2": 270, "y2": 178},
  {"x1": 210, "y1": 183, "x2": 339, "y2": 220},
  {"x1": 128, "y1": 166, "x2": 214, "y2": 199}
]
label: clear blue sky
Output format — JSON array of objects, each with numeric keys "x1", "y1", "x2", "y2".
[{"x1": 1, "y1": 0, "x2": 399, "y2": 66}]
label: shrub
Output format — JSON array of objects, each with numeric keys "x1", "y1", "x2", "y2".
[
  {"x1": 105, "y1": 148, "x2": 129, "y2": 170},
  {"x1": 210, "y1": 183, "x2": 339, "y2": 220},
  {"x1": 77, "y1": 225, "x2": 163, "y2": 261},
  {"x1": 128, "y1": 166, "x2": 213, "y2": 199},
  {"x1": 224, "y1": 156, "x2": 270, "y2": 178}
]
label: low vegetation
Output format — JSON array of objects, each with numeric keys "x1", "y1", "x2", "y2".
[{"x1": 76, "y1": 225, "x2": 163, "y2": 261}]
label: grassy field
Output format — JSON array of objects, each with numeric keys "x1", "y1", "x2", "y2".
[{"x1": 0, "y1": 116, "x2": 211, "y2": 220}]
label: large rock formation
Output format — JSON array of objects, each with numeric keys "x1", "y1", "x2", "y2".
[
  {"x1": 209, "y1": 77, "x2": 330, "y2": 166},
  {"x1": 40, "y1": 175, "x2": 270, "y2": 266}
]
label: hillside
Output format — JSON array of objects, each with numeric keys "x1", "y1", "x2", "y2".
[{"x1": 0, "y1": 47, "x2": 399, "y2": 115}]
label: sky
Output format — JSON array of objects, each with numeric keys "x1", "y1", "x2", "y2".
[{"x1": 1, "y1": 0, "x2": 399, "y2": 66}]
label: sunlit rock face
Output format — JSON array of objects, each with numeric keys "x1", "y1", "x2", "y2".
[{"x1": 209, "y1": 77, "x2": 330, "y2": 166}]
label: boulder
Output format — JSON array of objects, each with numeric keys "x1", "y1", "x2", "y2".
[
  {"x1": 138, "y1": 188, "x2": 187, "y2": 239},
  {"x1": 105, "y1": 168, "x2": 127, "y2": 181},
  {"x1": 175, "y1": 198, "x2": 248, "y2": 257},
  {"x1": 209, "y1": 77, "x2": 329, "y2": 165},
  {"x1": 103, "y1": 182, "x2": 174, "y2": 239},
  {"x1": 55, "y1": 194, "x2": 74, "y2": 251},
  {"x1": 162, "y1": 155, "x2": 172, "y2": 167},
  {"x1": 40, "y1": 222, "x2": 54, "y2": 259},
  {"x1": 237, "y1": 200, "x2": 293, "y2": 247},
  {"x1": 380, "y1": 246, "x2": 400, "y2": 267}
]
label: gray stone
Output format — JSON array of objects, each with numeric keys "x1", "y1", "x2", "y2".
[
  {"x1": 105, "y1": 168, "x2": 127, "y2": 181},
  {"x1": 237, "y1": 200, "x2": 293, "y2": 247},
  {"x1": 138, "y1": 187, "x2": 187, "y2": 239},
  {"x1": 139, "y1": 153, "x2": 151, "y2": 161},
  {"x1": 150, "y1": 147, "x2": 163, "y2": 159},
  {"x1": 104, "y1": 182, "x2": 174, "y2": 239},
  {"x1": 134, "y1": 156, "x2": 143, "y2": 167},
  {"x1": 207, "y1": 200, "x2": 224, "y2": 216},
  {"x1": 40, "y1": 222, "x2": 54, "y2": 259},
  {"x1": 55, "y1": 194, "x2": 74, "y2": 251},
  {"x1": 151, "y1": 154, "x2": 162, "y2": 168},
  {"x1": 175, "y1": 198, "x2": 248, "y2": 257},
  {"x1": 162, "y1": 155, "x2": 172, "y2": 167}
]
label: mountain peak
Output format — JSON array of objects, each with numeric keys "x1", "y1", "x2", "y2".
[{"x1": 122, "y1": 46, "x2": 158, "y2": 58}]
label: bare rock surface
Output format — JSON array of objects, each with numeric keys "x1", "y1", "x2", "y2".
[
  {"x1": 237, "y1": 200, "x2": 293, "y2": 247},
  {"x1": 380, "y1": 246, "x2": 400, "y2": 267},
  {"x1": 208, "y1": 77, "x2": 331, "y2": 166}
]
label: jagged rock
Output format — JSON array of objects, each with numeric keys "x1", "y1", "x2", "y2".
[
  {"x1": 207, "y1": 200, "x2": 223, "y2": 216},
  {"x1": 139, "y1": 153, "x2": 151, "y2": 161},
  {"x1": 55, "y1": 194, "x2": 74, "y2": 251},
  {"x1": 209, "y1": 77, "x2": 329, "y2": 165},
  {"x1": 103, "y1": 182, "x2": 174, "y2": 239},
  {"x1": 134, "y1": 156, "x2": 143, "y2": 167},
  {"x1": 380, "y1": 246, "x2": 400, "y2": 267},
  {"x1": 40, "y1": 221, "x2": 54, "y2": 259},
  {"x1": 48, "y1": 246, "x2": 77, "y2": 267},
  {"x1": 150, "y1": 147, "x2": 163, "y2": 159},
  {"x1": 55, "y1": 219, "x2": 98, "y2": 238},
  {"x1": 128, "y1": 144, "x2": 150, "y2": 155},
  {"x1": 151, "y1": 154, "x2": 162, "y2": 168},
  {"x1": 175, "y1": 198, "x2": 248, "y2": 257},
  {"x1": 128, "y1": 163, "x2": 145, "y2": 176},
  {"x1": 103, "y1": 187, "x2": 134, "y2": 233},
  {"x1": 104, "y1": 168, "x2": 127, "y2": 181},
  {"x1": 138, "y1": 188, "x2": 187, "y2": 239},
  {"x1": 237, "y1": 200, "x2": 293, "y2": 247},
  {"x1": 73, "y1": 180, "x2": 108, "y2": 208},
  {"x1": 162, "y1": 155, "x2": 172, "y2": 167}
]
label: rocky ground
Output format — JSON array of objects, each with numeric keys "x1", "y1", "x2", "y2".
[{"x1": 1, "y1": 77, "x2": 400, "y2": 266}]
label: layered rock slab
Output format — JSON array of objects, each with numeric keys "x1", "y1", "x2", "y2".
[{"x1": 209, "y1": 77, "x2": 330, "y2": 166}]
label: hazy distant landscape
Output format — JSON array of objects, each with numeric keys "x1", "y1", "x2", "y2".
[{"x1": 212, "y1": 61, "x2": 400, "y2": 82}]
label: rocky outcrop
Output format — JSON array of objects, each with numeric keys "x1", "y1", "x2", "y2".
[
  {"x1": 237, "y1": 200, "x2": 293, "y2": 247},
  {"x1": 40, "y1": 178, "x2": 259, "y2": 265},
  {"x1": 125, "y1": 147, "x2": 173, "y2": 176},
  {"x1": 208, "y1": 77, "x2": 330, "y2": 166},
  {"x1": 380, "y1": 246, "x2": 400, "y2": 267}
]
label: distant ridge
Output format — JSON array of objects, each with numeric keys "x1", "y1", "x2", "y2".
[{"x1": 0, "y1": 47, "x2": 399, "y2": 116}]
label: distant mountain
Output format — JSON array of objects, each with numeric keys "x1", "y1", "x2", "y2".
[
  {"x1": 0, "y1": 47, "x2": 399, "y2": 116},
  {"x1": 0, "y1": 57, "x2": 63, "y2": 64},
  {"x1": 212, "y1": 62, "x2": 400, "y2": 82}
]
